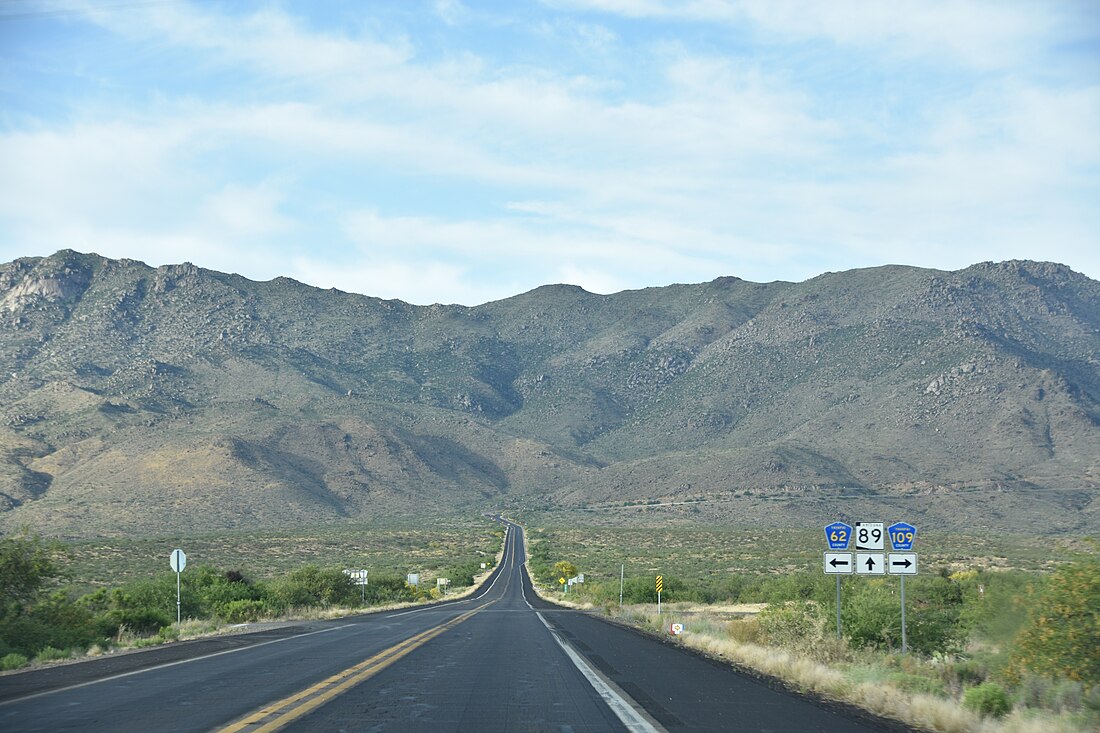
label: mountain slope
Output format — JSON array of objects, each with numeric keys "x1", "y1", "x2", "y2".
[{"x1": 0, "y1": 251, "x2": 1097, "y2": 536}]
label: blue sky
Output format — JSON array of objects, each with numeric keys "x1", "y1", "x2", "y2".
[{"x1": 1, "y1": 1, "x2": 1098, "y2": 305}]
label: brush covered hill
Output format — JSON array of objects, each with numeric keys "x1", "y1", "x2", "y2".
[{"x1": 0, "y1": 250, "x2": 1097, "y2": 537}]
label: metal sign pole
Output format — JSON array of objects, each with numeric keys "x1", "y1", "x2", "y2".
[
  {"x1": 176, "y1": 570, "x2": 181, "y2": 626},
  {"x1": 619, "y1": 564, "x2": 624, "y2": 609},
  {"x1": 900, "y1": 575, "x2": 907, "y2": 654},
  {"x1": 836, "y1": 575, "x2": 842, "y2": 639},
  {"x1": 657, "y1": 590, "x2": 661, "y2": 616}
]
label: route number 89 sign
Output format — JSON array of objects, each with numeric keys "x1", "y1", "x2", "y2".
[{"x1": 854, "y1": 522, "x2": 884, "y2": 550}]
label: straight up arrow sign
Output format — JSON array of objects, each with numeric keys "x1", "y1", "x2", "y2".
[{"x1": 855, "y1": 553, "x2": 885, "y2": 575}]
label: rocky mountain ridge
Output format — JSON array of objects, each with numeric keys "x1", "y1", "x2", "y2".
[{"x1": 0, "y1": 251, "x2": 1097, "y2": 536}]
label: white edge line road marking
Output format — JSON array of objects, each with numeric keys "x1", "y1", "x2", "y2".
[
  {"x1": 0, "y1": 624, "x2": 354, "y2": 707},
  {"x1": 536, "y1": 612, "x2": 666, "y2": 733},
  {"x1": 386, "y1": 523, "x2": 514, "y2": 618}
]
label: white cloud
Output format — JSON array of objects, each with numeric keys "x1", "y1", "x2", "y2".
[
  {"x1": 547, "y1": 0, "x2": 1060, "y2": 68},
  {"x1": 1, "y1": 1, "x2": 1096, "y2": 304}
]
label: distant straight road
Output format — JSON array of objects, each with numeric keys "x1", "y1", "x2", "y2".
[{"x1": 0, "y1": 520, "x2": 907, "y2": 732}]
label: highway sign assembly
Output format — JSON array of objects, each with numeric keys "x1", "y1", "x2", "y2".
[
  {"x1": 855, "y1": 522, "x2": 884, "y2": 550},
  {"x1": 888, "y1": 553, "x2": 918, "y2": 575},
  {"x1": 823, "y1": 520, "x2": 921, "y2": 648},
  {"x1": 824, "y1": 522, "x2": 852, "y2": 550},
  {"x1": 855, "y1": 553, "x2": 886, "y2": 575},
  {"x1": 670, "y1": 623, "x2": 684, "y2": 636},
  {"x1": 824, "y1": 553, "x2": 853, "y2": 574}
]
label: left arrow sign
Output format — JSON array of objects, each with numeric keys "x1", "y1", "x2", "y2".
[{"x1": 823, "y1": 552, "x2": 853, "y2": 574}]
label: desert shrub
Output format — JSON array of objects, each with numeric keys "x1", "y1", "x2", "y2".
[
  {"x1": 841, "y1": 578, "x2": 963, "y2": 654},
  {"x1": 98, "y1": 607, "x2": 173, "y2": 636},
  {"x1": 726, "y1": 618, "x2": 763, "y2": 645},
  {"x1": 443, "y1": 559, "x2": 485, "y2": 588},
  {"x1": 758, "y1": 601, "x2": 825, "y2": 650},
  {"x1": 220, "y1": 600, "x2": 266, "y2": 623},
  {"x1": 266, "y1": 565, "x2": 357, "y2": 609},
  {"x1": 962, "y1": 682, "x2": 1012, "y2": 718},
  {"x1": 843, "y1": 581, "x2": 899, "y2": 650},
  {"x1": 760, "y1": 571, "x2": 832, "y2": 605},
  {"x1": 1007, "y1": 557, "x2": 1100, "y2": 684},
  {"x1": 34, "y1": 646, "x2": 70, "y2": 662},
  {"x1": 360, "y1": 574, "x2": 419, "y2": 605},
  {"x1": 1, "y1": 652, "x2": 28, "y2": 670},
  {"x1": 889, "y1": 672, "x2": 946, "y2": 697}
]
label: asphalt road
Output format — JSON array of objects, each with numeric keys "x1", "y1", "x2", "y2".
[{"x1": 0, "y1": 520, "x2": 908, "y2": 732}]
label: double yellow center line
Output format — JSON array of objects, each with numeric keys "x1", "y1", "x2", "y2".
[{"x1": 216, "y1": 608, "x2": 480, "y2": 733}]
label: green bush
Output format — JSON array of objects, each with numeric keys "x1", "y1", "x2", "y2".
[
  {"x1": 962, "y1": 682, "x2": 1012, "y2": 718},
  {"x1": 266, "y1": 565, "x2": 358, "y2": 609},
  {"x1": 758, "y1": 601, "x2": 825, "y2": 650},
  {"x1": 1008, "y1": 557, "x2": 1100, "y2": 684},
  {"x1": 842, "y1": 577, "x2": 963, "y2": 654},
  {"x1": 99, "y1": 608, "x2": 173, "y2": 636},
  {"x1": 1, "y1": 652, "x2": 28, "y2": 670},
  {"x1": 220, "y1": 600, "x2": 266, "y2": 623},
  {"x1": 889, "y1": 672, "x2": 946, "y2": 697},
  {"x1": 35, "y1": 646, "x2": 70, "y2": 663}
]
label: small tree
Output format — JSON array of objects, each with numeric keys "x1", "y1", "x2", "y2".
[
  {"x1": 0, "y1": 534, "x2": 60, "y2": 609},
  {"x1": 553, "y1": 561, "x2": 577, "y2": 582},
  {"x1": 1008, "y1": 557, "x2": 1100, "y2": 684}
]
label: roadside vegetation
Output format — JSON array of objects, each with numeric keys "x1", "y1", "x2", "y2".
[
  {"x1": 527, "y1": 528, "x2": 1100, "y2": 733},
  {"x1": 0, "y1": 525, "x2": 503, "y2": 670}
]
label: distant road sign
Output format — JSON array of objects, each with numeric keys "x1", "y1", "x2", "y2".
[
  {"x1": 824, "y1": 552, "x2": 854, "y2": 574},
  {"x1": 855, "y1": 522, "x2": 884, "y2": 550},
  {"x1": 824, "y1": 522, "x2": 852, "y2": 550},
  {"x1": 855, "y1": 553, "x2": 885, "y2": 575},
  {"x1": 407, "y1": 573, "x2": 419, "y2": 587},
  {"x1": 655, "y1": 575, "x2": 663, "y2": 594},
  {"x1": 170, "y1": 549, "x2": 187, "y2": 573},
  {"x1": 670, "y1": 623, "x2": 684, "y2": 635},
  {"x1": 888, "y1": 553, "x2": 918, "y2": 575},
  {"x1": 888, "y1": 523, "x2": 916, "y2": 551}
]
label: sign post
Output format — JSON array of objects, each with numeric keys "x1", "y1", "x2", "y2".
[
  {"x1": 619, "y1": 564, "x2": 624, "y2": 609},
  {"x1": 888, "y1": 523, "x2": 917, "y2": 653},
  {"x1": 824, "y1": 522, "x2": 852, "y2": 639},
  {"x1": 655, "y1": 575, "x2": 663, "y2": 615},
  {"x1": 169, "y1": 549, "x2": 187, "y2": 625}
]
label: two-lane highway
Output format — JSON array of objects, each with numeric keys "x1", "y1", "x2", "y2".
[{"x1": 1, "y1": 521, "x2": 906, "y2": 732}]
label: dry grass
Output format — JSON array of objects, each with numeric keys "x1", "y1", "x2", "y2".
[{"x1": 583, "y1": 604, "x2": 1093, "y2": 733}]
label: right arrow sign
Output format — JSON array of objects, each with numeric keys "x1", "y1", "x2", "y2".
[
  {"x1": 855, "y1": 552, "x2": 885, "y2": 575},
  {"x1": 888, "y1": 553, "x2": 918, "y2": 575}
]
